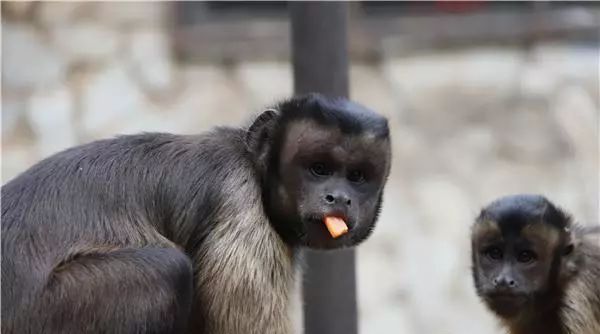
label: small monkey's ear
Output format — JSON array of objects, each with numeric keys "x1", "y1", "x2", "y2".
[
  {"x1": 246, "y1": 108, "x2": 280, "y2": 159},
  {"x1": 559, "y1": 227, "x2": 582, "y2": 281}
]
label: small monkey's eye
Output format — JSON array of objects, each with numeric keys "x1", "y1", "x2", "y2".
[
  {"x1": 485, "y1": 247, "x2": 503, "y2": 261},
  {"x1": 517, "y1": 250, "x2": 536, "y2": 263},
  {"x1": 310, "y1": 163, "x2": 332, "y2": 177},
  {"x1": 563, "y1": 244, "x2": 574, "y2": 256},
  {"x1": 347, "y1": 170, "x2": 365, "y2": 183}
]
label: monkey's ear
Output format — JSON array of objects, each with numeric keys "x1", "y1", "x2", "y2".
[
  {"x1": 559, "y1": 227, "x2": 582, "y2": 281},
  {"x1": 246, "y1": 108, "x2": 280, "y2": 159}
]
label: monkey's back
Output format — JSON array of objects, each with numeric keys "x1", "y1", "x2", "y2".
[
  {"x1": 0, "y1": 129, "x2": 253, "y2": 314},
  {"x1": 3, "y1": 133, "x2": 182, "y2": 245}
]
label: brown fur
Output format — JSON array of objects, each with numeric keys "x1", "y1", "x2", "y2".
[
  {"x1": 504, "y1": 234, "x2": 600, "y2": 334},
  {"x1": 560, "y1": 229, "x2": 600, "y2": 334},
  {"x1": 191, "y1": 166, "x2": 296, "y2": 334},
  {"x1": 472, "y1": 195, "x2": 600, "y2": 334},
  {"x1": 1, "y1": 94, "x2": 390, "y2": 333}
]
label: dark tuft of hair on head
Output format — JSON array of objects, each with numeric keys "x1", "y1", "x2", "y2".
[
  {"x1": 274, "y1": 93, "x2": 389, "y2": 139},
  {"x1": 479, "y1": 194, "x2": 572, "y2": 230}
]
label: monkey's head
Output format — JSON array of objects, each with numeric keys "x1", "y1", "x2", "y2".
[
  {"x1": 471, "y1": 194, "x2": 581, "y2": 319},
  {"x1": 246, "y1": 94, "x2": 391, "y2": 249}
]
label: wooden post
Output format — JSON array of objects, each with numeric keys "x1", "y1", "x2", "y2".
[{"x1": 290, "y1": 3, "x2": 358, "y2": 334}]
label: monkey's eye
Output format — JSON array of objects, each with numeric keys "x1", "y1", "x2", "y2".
[
  {"x1": 485, "y1": 247, "x2": 503, "y2": 261},
  {"x1": 517, "y1": 250, "x2": 536, "y2": 263},
  {"x1": 563, "y1": 244, "x2": 574, "y2": 256},
  {"x1": 310, "y1": 163, "x2": 332, "y2": 177},
  {"x1": 347, "y1": 170, "x2": 365, "y2": 184}
]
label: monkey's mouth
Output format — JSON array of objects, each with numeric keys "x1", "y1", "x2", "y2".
[
  {"x1": 486, "y1": 293, "x2": 527, "y2": 318},
  {"x1": 310, "y1": 213, "x2": 353, "y2": 231},
  {"x1": 301, "y1": 214, "x2": 355, "y2": 248}
]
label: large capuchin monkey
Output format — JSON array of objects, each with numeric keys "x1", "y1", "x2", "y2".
[
  {"x1": 1, "y1": 93, "x2": 392, "y2": 334},
  {"x1": 471, "y1": 194, "x2": 600, "y2": 334}
]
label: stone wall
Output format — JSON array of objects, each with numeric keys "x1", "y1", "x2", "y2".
[{"x1": 2, "y1": 2, "x2": 599, "y2": 334}]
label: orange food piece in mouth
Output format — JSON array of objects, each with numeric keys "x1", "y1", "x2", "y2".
[{"x1": 323, "y1": 216, "x2": 348, "y2": 238}]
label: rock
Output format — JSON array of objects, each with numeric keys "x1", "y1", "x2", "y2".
[
  {"x1": 2, "y1": 24, "x2": 66, "y2": 91},
  {"x1": 358, "y1": 245, "x2": 406, "y2": 313},
  {"x1": 350, "y1": 64, "x2": 397, "y2": 120},
  {"x1": 495, "y1": 105, "x2": 568, "y2": 162},
  {"x1": 1, "y1": 145, "x2": 39, "y2": 183},
  {"x1": 519, "y1": 63, "x2": 559, "y2": 98},
  {"x1": 382, "y1": 47, "x2": 524, "y2": 137},
  {"x1": 437, "y1": 126, "x2": 495, "y2": 178},
  {"x1": 81, "y1": 63, "x2": 146, "y2": 137},
  {"x1": 360, "y1": 304, "x2": 413, "y2": 334},
  {"x1": 412, "y1": 177, "x2": 474, "y2": 241},
  {"x1": 2, "y1": 97, "x2": 27, "y2": 138},
  {"x1": 37, "y1": 2, "x2": 91, "y2": 25},
  {"x1": 51, "y1": 22, "x2": 120, "y2": 63},
  {"x1": 27, "y1": 86, "x2": 77, "y2": 156},
  {"x1": 402, "y1": 235, "x2": 458, "y2": 331},
  {"x1": 234, "y1": 62, "x2": 293, "y2": 108},
  {"x1": 383, "y1": 47, "x2": 523, "y2": 101},
  {"x1": 106, "y1": 106, "x2": 182, "y2": 136},
  {"x1": 551, "y1": 86, "x2": 599, "y2": 223},
  {"x1": 127, "y1": 29, "x2": 174, "y2": 93},
  {"x1": 95, "y1": 2, "x2": 166, "y2": 27},
  {"x1": 166, "y1": 65, "x2": 249, "y2": 133},
  {"x1": 532, "y1": 42, "x2": 600, "y2": 83},
  {"x1": 552, "y1": 85, "x2": 598, "y2": 157},
  {"x1": 3, "y1": 1, "x2": 35, "y2": 19}
]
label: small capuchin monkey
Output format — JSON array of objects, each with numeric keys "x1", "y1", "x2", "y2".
[
  {"x1": 1, "y1": 93, "x2": 392, "y2": 334},
  {"x1": 471, "y1": 194, "x2": 600, "y2": 334}
]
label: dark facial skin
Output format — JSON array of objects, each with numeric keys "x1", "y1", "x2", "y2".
[
  {"x1": 473, "y1": 222, "x2": 561, "y2": 317},
  {"x1": 253, "y1": 94, "x2": 391, "y2": 250},
  {"x1": 270, "y1": 120, "x2": 390, "y2": 249},
  {"x1": 471, "y1": 194, "x2": 575, "y2": 320}
]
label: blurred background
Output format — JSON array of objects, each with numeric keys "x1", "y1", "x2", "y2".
[{"x1": 2, "y1": 2, "x2": 599, "y2": 333}]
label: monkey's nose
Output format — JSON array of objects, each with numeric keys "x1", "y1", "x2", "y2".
[
  {"x1": 324, "y1": 193, "x2": 351, "y2": 206},
  {"x1": 493, "y1": 277, "x2": 517, "y2": 288}
]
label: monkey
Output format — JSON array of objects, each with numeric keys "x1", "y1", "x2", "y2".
[
  {"x1": 1, "y1": 93, "x2": 391, "y2": 334},
  {"x1": 471, "y1": 194, "x2": 600, "y2": 334}
]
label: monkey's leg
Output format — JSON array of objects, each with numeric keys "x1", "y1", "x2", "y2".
[{"x1": 10, "y1": 247, "x2": 193, "y2": 334}]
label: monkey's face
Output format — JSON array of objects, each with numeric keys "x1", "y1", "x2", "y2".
[
  {"x1": 471, "y1": 195, "x2": 574, "y2": 319},
  {"x1": 472, "y1": 225, "x2": 558, "y2": 317},
  {"x1": 268, "y1": 119, "x2": 391, "y2": 249}
]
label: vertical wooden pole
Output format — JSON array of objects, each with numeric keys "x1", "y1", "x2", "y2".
[{"x1": 290, "y1": 3, "x2": 358, "y2": 334}]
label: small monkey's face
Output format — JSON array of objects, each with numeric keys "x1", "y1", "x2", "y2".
[
  {"x1": 270, "y1": 119, "x2": 391, "y2": 249},
  {"x1": 472, "y1": 223, "x2": 559, "y2": 317},
  {"x1": 471, "y1": 194, "x2": 574, "y2": 319}
]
